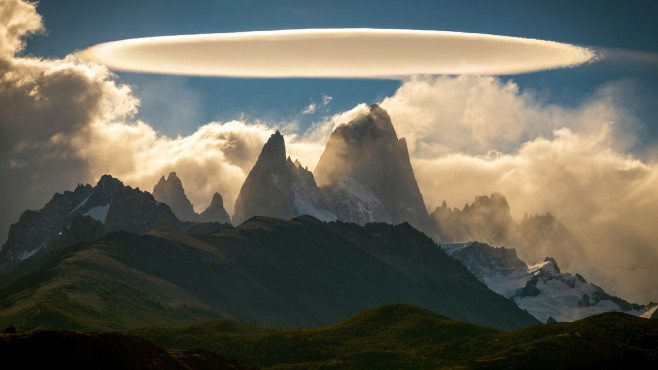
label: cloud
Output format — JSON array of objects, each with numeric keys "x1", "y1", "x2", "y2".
[
  {"x1": 302, "y1": 102, "x2": 316, "y2": 115},
  {"x1": 381, "y1": 76, "x2": 658, "y2": 302},
  {"x1": 80, "y1": 28, "x2": 595, "y2": 78},
  {"x1": 302, "y1": 94, "x2": 333, "y2": 115},
  {"x1": 0, "y1": 0, "x2": 299, "y2": 241},
  {"x1": 0, "y1": 0, "x2": 42, "y2": 57}
]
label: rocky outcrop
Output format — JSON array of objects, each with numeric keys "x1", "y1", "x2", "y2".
[
  {"x1": 431, "y1": 193, "x2": 518, "y2": 245},
  {"x1": 0, "y1": 175, "x2": 182, "y2": 273},
  {"x1": 153, "y1": 172, "x2": 231, "y2": 225},
  {"x1": 431, "y1": 194, "x2": 580, "y2": 270},
  {"x1": 232, "y1": 131, "x2": 334, "y2": 225},
  {"x1": 197, "y1": 193, "x2": 231, "y2": 224},
  {"x1": 153, "y1": 172, "x2": 196, "y2": 222},
  {"x1": 314, "y1": 104, "x2": 434, "y2": 237}
]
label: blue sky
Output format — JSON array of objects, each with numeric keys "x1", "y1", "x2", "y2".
[{"x1": 22, "y1": 0, "x2": 658, "y2": 140}]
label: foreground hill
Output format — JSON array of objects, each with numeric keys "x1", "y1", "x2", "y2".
[
  {"x1": 0, "y1": 216, "x2": 538, "y2": 331},
  {"x1": 3, "y1": 304, "x2": 655, "y2": 369},
  {"x1": 0, "y1": 329, "x2": 255, "y2": 369},
  {"x1": 135, "y1": 304, "x2": 658, "y2": 369}
]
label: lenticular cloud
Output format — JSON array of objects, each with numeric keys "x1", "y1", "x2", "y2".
[{"x1": 80, "y1": 29, "x2": 596, "y2": 78}]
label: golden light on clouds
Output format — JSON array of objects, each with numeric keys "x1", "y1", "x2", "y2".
[{"x1": 80, "y1": 29, "x2": 596, "y2": 77}]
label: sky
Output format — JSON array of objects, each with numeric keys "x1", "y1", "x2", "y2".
[{"x1": 1, "y1": 0, "x2": 658, "y2": 302}]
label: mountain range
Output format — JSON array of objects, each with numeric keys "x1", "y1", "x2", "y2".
[
  {"x1": 0, "y1": 215, "x2": 538, "y2": 331},
  {"x1": 233, "y1": 104, "x2": 434, "y2": 238},
  {"x1": 0, "y1": 104, "x2": 653, "y2": 340},
  {"x1": 442, "y1": 241, "x2": 656, "y2": 323}
]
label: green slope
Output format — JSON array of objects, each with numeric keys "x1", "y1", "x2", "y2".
[
  {"x1": 0, "y1": 216, "x2": 538, "y2": 331},
  {"x1": 135, "y1": 304, "x2": 502, "y2": 369},
  {"x1": 0, "y1": 234, "x2": 223, "y2": 331},
  {"x1": 134, "y1": 304, "x2": 658, "y2": 369}
]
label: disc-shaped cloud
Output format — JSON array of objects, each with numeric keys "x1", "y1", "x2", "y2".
[{"x1": 80, "y1": 29, "x2": 595, "y2": 77}]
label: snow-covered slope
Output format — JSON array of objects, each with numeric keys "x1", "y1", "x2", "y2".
[{"x1": 442, "y1": 241, "x2": 655, "y2": 323}]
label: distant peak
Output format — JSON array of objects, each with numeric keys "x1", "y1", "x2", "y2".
[
  {"x1": 339, "y1": 104, "x2": 396, "y2": 138},
  {"x1": 258, "y1": 130, "x2": 287, "y2": 163},
  {"x1": 96, "y1": 174, "x2": 124, "y2": 192},
  {"x1": 165, "y1": 172, "x2": 183, "y2": 186},
  {"x1": 543, "y1": 257, "x2": 561, "y2": 273}
]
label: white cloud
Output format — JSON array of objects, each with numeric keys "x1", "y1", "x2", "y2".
[
  {"x1": 382, "y1": 76, "x2": 657, "y2": 302},
  {"x1": 302, "y1": 102, "x2": 316, "y2": 115},
  {"x1": 80, "y1": 28, "x2": 595, "y2": 78},
  {"x1": 0, "y1": 0, "x2": 42, "y2": 57}
]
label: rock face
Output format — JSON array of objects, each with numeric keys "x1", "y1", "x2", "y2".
[
  {"x1": 314, "y1": 105, "x2": 434, "y2": 237},
  {"x1": 153, "y1": 172, "x2": 231, "y2": 225},
  {"x1": 431, "y1": 193, "x2": 580, "y2": 270},
  {"x1": 233, "y1": 106, "x2": 434, "y2": 237},
  {"x1": 232, "y1": 131, "x2": 335, "y2": 225},
  {"x1": 0, "y1": 175, "x2": 183, "y2": 273},
  {"x1": 197, "y1": 193, "x2": 231, "y2": 224},
  {"x1": 442, "y1": 241, "x2": 654, "y2": 323},
  {"x1": 432, "y1": 193, "x2": 518, "y2": 245},
  {"x1": 153, "y1": 173, "x2": 196, "y2": 222}
]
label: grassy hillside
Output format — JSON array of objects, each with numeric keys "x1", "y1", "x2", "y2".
[
  {"x1": 0, "y1": 216, "x2": 538, "y2": 331},
  {"x1": 135, "y1": 304, "x2": 658, "y2": 369},
  {"x1": 0, "y1": 233, "x2": 223, "y2": 331}
]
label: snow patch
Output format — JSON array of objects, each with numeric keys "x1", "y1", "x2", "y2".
[
  {"x1": 440, "y1": 242, "x2": 473, "y2": 255},
  {"x1": 293, "y1": 194, "x2": 336, "y2": 222},
  {"x1": 84, "y1": 204, "x2": 111, "y2": 223},
  {"x1": 68, "y1": 194, "x2": 91, "y2": 214},
  {"x1": 640, "y1": 305, "x2": 658, "y2": 319},
  {"x1": 19, "y1": 242, "x2": 46, "y2": 261}
]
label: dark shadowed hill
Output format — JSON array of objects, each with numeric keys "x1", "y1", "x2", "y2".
[
  {"x1": 0, "y1": 216, "x2": 538, "y2": 331},
  {"x1": 135, "y1": 304, "x2": 658, "y2": 369},
  {"x1": 0, "y1": 329, "x2": 256, "y2": 369}
]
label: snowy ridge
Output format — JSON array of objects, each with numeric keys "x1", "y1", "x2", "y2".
[{"x1": 442, "y1": 241, "x2": 655, "y2": 323}]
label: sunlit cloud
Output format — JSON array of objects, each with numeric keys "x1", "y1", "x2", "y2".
[{"x1": 80, "y1": 29, "x2": 596, "y2": 78}]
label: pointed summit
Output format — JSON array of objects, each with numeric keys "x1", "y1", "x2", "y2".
[
  {"x1": 233, "y1": 132, "x2": 334, "y2": 225},
  {"x1": 95, "y1": 174, "x2": 124, "y2": 192},
  {"x1": 314, "y1": 105, "x2": 434, "y2": 236},
  {"x1": 152, "y1": 172, "x2": 196, "y2": 221},
  {"x1": 257, "y1": 130, "x2": 287, "y2": 168},
  {"x1": 198, "y1": 192, "x2": 231, "y2": 224}
]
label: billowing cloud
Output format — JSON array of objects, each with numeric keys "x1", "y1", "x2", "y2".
[
  {"x1": 80, "y1": 29, "x2": 596, "y2": 78},
  {"x1": 380, "y1": 76, "x2": 657, "y2": 303},
  {"x1": 0, "y1": 0, "x2": 42, "y2": 57},
  {"x1": 0, "y1": 0, "x2": 300, "y2": 241}
]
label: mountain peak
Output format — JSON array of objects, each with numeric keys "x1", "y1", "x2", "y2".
[
  {"x1": 166, "y1": 171, "x2": 181, "y2": 182},
  {"x1": 257, "y1": 130, "x2": 286, "y2": 166},
  {"x1": 198, "y1": 192, "x2": 231, "y2": 224},
  {"x1": 152, "y1": 172, "x2": 196, "y2": 221},
  {"x1": 313, "y1": 105, "x2": 433, "y2": 236},
  {"x1": 95, "y1": 174, "x2": 124, "y2": 192},
  {"x1": 543, "y1": 257, "x2": 561, "y2": 273}
]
